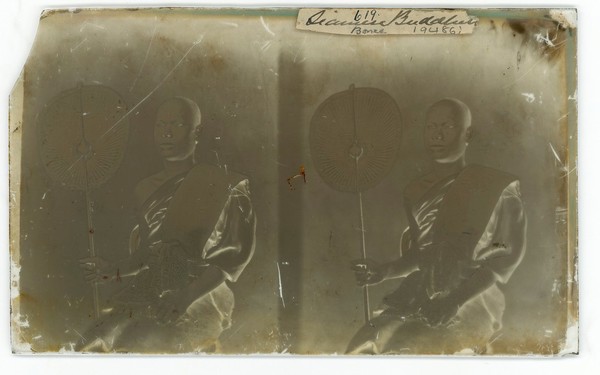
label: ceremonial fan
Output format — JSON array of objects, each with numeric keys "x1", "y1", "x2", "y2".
[
  {"x1": 39, "y1": 84, "x2": 130, "y2": 318},
  {"x1": 309, "y1": 85, "x2": 402, "y2": 323}
]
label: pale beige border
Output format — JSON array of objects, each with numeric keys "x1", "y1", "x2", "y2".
[{"x1": 9, "y1": 71, "x2": 27, "y2": 352}]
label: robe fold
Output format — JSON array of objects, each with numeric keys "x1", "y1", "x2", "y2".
[
  {"x1": 347, "y1": 164, "x2": 526, "y2": 354},
  {"x1": 80, "y1": 164, "x2": 256, "y2": 353}
]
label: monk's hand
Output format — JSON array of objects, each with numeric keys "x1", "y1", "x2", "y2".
[
  {"x1": 420, "y1": 295, "x2": 460, "y2": 327},
  {"x1": 79, "y1": 256, "x2": 113, "y2": 284},
  {"x1": 350, "y1": 258, "x2": 385, "y2": 286}
]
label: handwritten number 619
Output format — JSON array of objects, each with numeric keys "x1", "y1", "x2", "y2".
[{"x1": 354, "y1": 10, "x2": 377, "y2": 22}]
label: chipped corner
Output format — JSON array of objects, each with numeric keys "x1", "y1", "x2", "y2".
[
  {"x1": 549, "y1": 9, "x2": 577, "y2": 30},
  {"x1": 10, "y1": 260, "x2": 33, "y2": 354}
]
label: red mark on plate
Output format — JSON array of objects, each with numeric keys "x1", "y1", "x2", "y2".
[{"x1": 287, "y1": 165, "x2": 307, "y2": 190}]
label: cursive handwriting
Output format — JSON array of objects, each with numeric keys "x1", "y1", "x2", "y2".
[{"x1": 304, "y1": 9, "x2": 477, "y2": 30}]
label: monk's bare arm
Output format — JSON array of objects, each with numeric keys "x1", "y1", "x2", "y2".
[
  {"x1": 351, "y1": 252, "x2": 419, "y2": 286},
  {"x1": 380, "y1": 251, "x2": 419, "y2": 280},
  {"x1": 79, "y1": 243, "x2": 150, "y2": 283},
  {"x1": 111, "y1": 247, "x2": 151, "y2": 278}
]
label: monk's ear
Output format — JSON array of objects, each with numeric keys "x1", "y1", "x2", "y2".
[
  {"x1": 194, "y1": 125, "x2": 203, "y2": 137},
  {"x1": 465, "y1": 127, "x2": 473, "y2": 142}
]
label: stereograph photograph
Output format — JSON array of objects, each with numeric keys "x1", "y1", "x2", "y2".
[{"x1": 8, "y1": 7, "x2": 577, "y2": 355}]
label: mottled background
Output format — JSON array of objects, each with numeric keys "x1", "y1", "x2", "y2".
[{"x1": 11, "y1": 9, "x2": 575, "y2": 354}]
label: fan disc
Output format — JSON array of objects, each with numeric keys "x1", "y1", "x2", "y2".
[
  {"x1": 39, "y1": 85, "x2": 129, "y2": 190},
  {"x1": 309, "y1": 86, "x2": 402, "y2": 193}
]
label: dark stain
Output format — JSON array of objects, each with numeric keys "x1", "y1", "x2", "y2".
[
  {"x1": 287, "y1": 165, "x2": 306, "y2": 190},
  {"x1": 507, "y1": 18, "x2": 569, "y2": 62},
  {"x1": 508, "y1": 20, "x2": 526, "y2": 34},
  {"x1": 210, "y1": 54, "x2": 226, "y2": 72},
  {"x1": 14, "y1": 292, "x2": 38, "y2": 309}
]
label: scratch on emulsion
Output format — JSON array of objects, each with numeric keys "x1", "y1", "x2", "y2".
[
  {"x1": 66, "y1": 35, "x2": 206, "y2": 173},
  {"x1": 556, "y1": 112, "x2": 569, "y2": 122},
  {"x1": 292, "y1": 36, "x2": 308, "y2": 64},
  {"x1": 79, "y1": 21, "x2": 105, "y2": 32},
  {"x1": 548, "y1": 142, "x2": 564, "y2": 167},
  {"x1": 100, "y1": 35, "x2": 205, "y2": 139},
  {"x1": 221, "y1": 21, "x2": 239, "y2": 28},
  {"x1": 549, "y1": 142, "x2": 576, "y2": 178},
  {"x1": 260, "y1": 16, "x2": 275, "y2": 36},
  {"x1": 129, "y1": 22, "x2": 158, "y2": 92},
  {"x1": 504, "y1": 40, "x2": 567, "y2": 89},
  {"x1": 260, "y1": 40, "x2": 272, "y2": 52},
  {"x1": 71, "y1": 328, "x2": 86, "y2": 343},
  {"x1": 70, "y1": 38, "x2": 88, "y2": 53},
  {"x1": 276, "y1": 262, "x2": 286, "y2": 308},
  {"x1": 563, "y1": 164, "x2": 577, "y2": 178}
]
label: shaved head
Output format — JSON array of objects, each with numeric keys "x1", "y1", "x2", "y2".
[
  {"x1": 427, "y1": 98, "x2": 471, "y2": 130},
  {"x1": 154, "y1": 96, "x2": 202, "y2": 161},
  {"x1": 157, "y1": 96, "x2": 202, "y2": 130},
  {"x1": 424, "y1": 98, "x2": 472, "y2": 163}
]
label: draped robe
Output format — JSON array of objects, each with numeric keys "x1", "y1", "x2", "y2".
[
  {"x1": 79, "y1": 164, "x2": 256, "y2": 353},
  {"x1": 347, "y1": 165, "x2": 526, "y2": 354}
]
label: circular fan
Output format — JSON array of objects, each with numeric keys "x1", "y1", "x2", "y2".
[
  {"x1": 309, "y1": 85, "x2": 402, "y2": 324},
  {"x1": 39, "y1": 85, "x2": 129, "y2": 190},
  {"x1": 38, "y1": 84, "x2": 130, "y2": 318},
  {"x1": 310, "y1": 85, "x2": 402, "y2": 193}
]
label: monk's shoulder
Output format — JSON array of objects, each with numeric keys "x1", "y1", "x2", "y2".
[
  {"x1": 189, "y1": 163, "x2": 247, "y2": 187},
  {"x1": 462, "y1": 164, "x2": 518, "y2": 187}
]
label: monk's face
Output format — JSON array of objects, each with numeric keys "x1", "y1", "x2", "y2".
[
  {"x1": 423, "y1": 103, "x2": 470, "y2": 163},
  {"x1": 154, "y1": 101, "x2": 198, "y2": 161}
]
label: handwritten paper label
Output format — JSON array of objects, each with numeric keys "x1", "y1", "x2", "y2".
[{"x1": 297, "y1": 8, "x2": 478, "y2": 36}]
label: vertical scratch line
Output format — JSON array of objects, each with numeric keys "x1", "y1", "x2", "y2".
[
  {"x1": 129, "y1": 23, "x2": 158, "y2": 92},
  {"x1": 276, "y1": 262, "x2": 286, "y2": 308},
  {"x1": 548, "y1": 142, "x2": 564, "y2": 167}
]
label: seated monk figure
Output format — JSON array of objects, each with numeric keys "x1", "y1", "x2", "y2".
[
  {"x1": 77, "y1": 96, "x2": 256, "y2": 353},
  {"x1": 347, "y1": 98, "x2": 526, "y2": 354}
]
